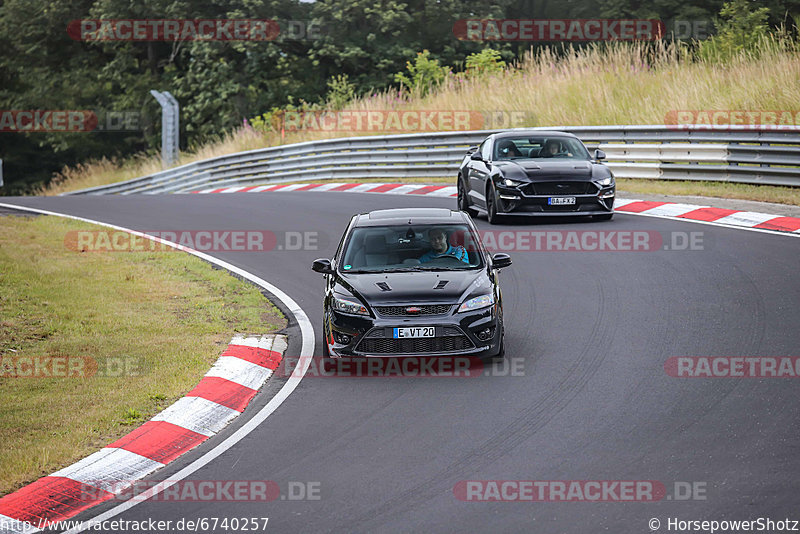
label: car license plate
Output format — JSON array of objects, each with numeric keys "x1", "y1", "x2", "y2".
[
  {"x1": 393, "y1": 327, "x2": 435, "y2": 338},
  {"x1": 548, "y1": 197, "x2": 576, "y2": 205}
]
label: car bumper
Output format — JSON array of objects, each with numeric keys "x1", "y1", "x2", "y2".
[
  {"x1": 324, "y1": 305, "x2": 502, "y2": 359},
  {"x1": 496, "y1": 186, "x2": 615, "y2": 216}
]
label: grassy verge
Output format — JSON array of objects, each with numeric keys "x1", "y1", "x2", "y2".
[
  {"x1": 616, "y1": 178, "x2": 800, "y2": 206},
  {"x1": 0, "y1": 214, "x2": 286, "y2": 496}
]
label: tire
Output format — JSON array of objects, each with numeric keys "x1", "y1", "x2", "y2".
[
  {"x1": 494, "y1": 307, "x2": 506, "y2": 361},
  {"x1": 481, "y1": 329, "x2": 505, "y2": 363},
  {"x1": 482, "y1": 306, "x2": 505, "y2": 363},
  {"x1": 494, "y1": 334, "x2": 505, "y2": 361},
  {"x1": 322, "y1": 320, "x2": 330, "y2": 358},
  {"x1": 594, "y1": 213, "x2": 613, "y2": 221},
  {"x1": 457, "y1": 176, "x2": 478, "y2": 217},
  {"x1": 486, "y1": 184, "x2": 502, "y2": 225},
  {"x1": 321, "y1": 322, "x2": 335, "y2": 373}
]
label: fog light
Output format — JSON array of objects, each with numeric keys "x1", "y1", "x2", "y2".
[
  {"x1": 475, "y1": 327, "x2": 495, "y2": 341},
  {"x1": 499, "y1": 194, "x2": 520, "y2": 201},
  {"x1": 333, "y1": 332, "x2": 352, "y2": 345}
]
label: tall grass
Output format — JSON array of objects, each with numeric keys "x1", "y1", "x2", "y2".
[{"x1": 41, "y1": 39, "x2": 800, "y2": 195}]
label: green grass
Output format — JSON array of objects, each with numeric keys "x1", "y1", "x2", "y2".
[
  {"x1": 0, "y1": 215, "x2": 286, "y2": 496},
  {"x1": 616, "y1": 178, "x2": 800, "y2": 206}
]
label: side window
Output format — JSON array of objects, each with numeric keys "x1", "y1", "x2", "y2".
[
  {"x1": 335, "y1": 216, "x2": 358, "y2": 265},
  {"x1": 481, "y1": 140, "x2": 492, "y2": 161},
  {"x1": 475, "y1": 141, "x2": 486, "y2": 161}
]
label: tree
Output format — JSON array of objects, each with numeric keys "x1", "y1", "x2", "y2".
[{"x1": 699, "y1": 0, "x2": 772, "y2": 59}]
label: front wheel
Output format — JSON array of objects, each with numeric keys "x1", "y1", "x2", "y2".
[
  {"x1": 321, "y1": 320, "x2": 330, "y2": 357},
  {"x1": 486, "y1": 185, "x2": 503, "y2": 225},
  {"x1": 321, "y1": 322, "x2": 336, "y2": 372},
  {"x1": 495, "y1": 334, "x2": 505, "y2": 361},
  {"x1": 457, "y1": 177, "x2": 478, "y2": 217},
  {"x1": 482, "y1": 328, "x2": 505, "y2": 363}
]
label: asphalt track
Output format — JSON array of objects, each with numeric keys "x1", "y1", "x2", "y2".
[{"x1": 3, "y1": 192, "x2": 800, "y2": 533}]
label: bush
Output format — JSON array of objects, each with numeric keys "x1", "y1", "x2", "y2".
[
  {"x1": 393, "y1": 50, "x2": 450, "y2": 97},
  {"x1": 464, "y1": 49, "x2": 506, "y2": 77},
  {"x1": 326, "y1": 74, "x2": 357, "y2": 110},
  {"x1": 698, "y1": 0, "x2": 771, "y2": 61}
]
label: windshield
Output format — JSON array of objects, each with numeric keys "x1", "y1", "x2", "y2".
[
  {"x1": 339, "y1": 224, "x2": 483, "y2": 273},
  {"x1": 494, "y1": 136, "x2": 590, "y2": 161}
]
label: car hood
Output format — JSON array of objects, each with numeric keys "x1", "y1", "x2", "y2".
[
  {"x1": 495, "y1": 159, "x2": 594, "y2": 180},
  {"x1": 338, "y1": 270, "x2": 491, "y2": 305}
]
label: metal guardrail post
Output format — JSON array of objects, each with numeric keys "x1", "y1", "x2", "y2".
[
  {"x1": 163, "y1": 91, "x2": 180, "y2": 161},
  {"x1": 150, "y1": 90, "x2": 179, "y2": 168}
]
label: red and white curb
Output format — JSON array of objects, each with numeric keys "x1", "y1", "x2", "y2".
[
  {"x1": 0, "y1": 334, "x2": 286, "y2": 534},
  {"x1": 194, "y1": 182, "x2": 460, "y2": 197},
  {"x1": 192, "y1": 182, "x2": 800, "y2": 235},
  {"x1": 613, "y1": 199, "x2": 800, "y2": 234}
]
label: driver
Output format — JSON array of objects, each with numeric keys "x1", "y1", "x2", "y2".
[
  {"x1": 543, "y1": 139, "x2": 571, "y2": 157},
  {"x1": 496, "y1": 139, "x2": 523, "y2": 159},
  {"x1": 420, "y1": 227, "x2": 469, "y2": 264}
]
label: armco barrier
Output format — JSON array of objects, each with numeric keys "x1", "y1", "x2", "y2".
[{"x1": 63, "y1": 125, "x2": 800, "y2": 195}]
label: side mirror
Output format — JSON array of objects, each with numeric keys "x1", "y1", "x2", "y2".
[
  {"x1": 491, "y1": 253, "x2": 512, "y2": 269},
  {"x1": 594, "y1": 149, "x2": 606, "y2": 161},
  {"x1": 312, "y1": 258, "x2": 334, "y2": 274},
  {"x1": 470, "y1": 151, "x2": 483, "y2": 161}
]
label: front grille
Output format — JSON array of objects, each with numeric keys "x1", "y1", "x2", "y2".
[
  {"x1": 527, "y1": 182, "x2": 594, "y2": 195},
  {"x1": 375, "y1": 304, "x2": 452, "y2": 317},
  {"x1": 356, "y1": 335, "x2": 474, "y2": 354}
]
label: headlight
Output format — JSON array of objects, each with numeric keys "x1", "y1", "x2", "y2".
[
  {"x1": 503, "y1": 178, "x2": 523, "y2": 187},
  {"x1": 597, "y1": 177, "x2": 613, "y2": 186},
  {"x1": 458, "y1": 294, "x2": 494, "y2": 313},
  {"x1": 332, "y1": 296, "x2": 369, "y2": 316}
]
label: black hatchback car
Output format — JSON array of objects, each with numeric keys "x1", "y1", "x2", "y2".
[
  {"x1": 312, "y1": 208, "x2": 511, "y2": 361},
  {"x1": 458, "y1": 130, "x2": 615, "y2": 223}
]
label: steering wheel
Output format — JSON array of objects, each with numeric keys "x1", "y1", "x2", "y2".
[{"x1": 426, "y1": 255, "x2": 468, "y2": 265}]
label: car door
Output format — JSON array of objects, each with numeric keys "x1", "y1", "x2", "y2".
[{"x1": 468, "y1": 139, "x2": 493, "y2": 209}]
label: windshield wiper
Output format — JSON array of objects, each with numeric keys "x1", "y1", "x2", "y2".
[
  {"x1": 344, "y1": 267, "x2": 422, "y2": 273},
  {"x1": 415, "y1": 266, "x2": 465, "y2": 271}
]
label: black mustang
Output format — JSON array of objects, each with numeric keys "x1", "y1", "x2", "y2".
[
  {"x1": 312, "y1": 208, "x2": 511, "y2": 362},
  {"x1": 457, "y1": 130, "x2": 615, "y2": 223}
]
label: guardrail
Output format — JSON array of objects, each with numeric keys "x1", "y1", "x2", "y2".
[{"x1": 64, "y1": 125, "x2": 800, "y2": 195}]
